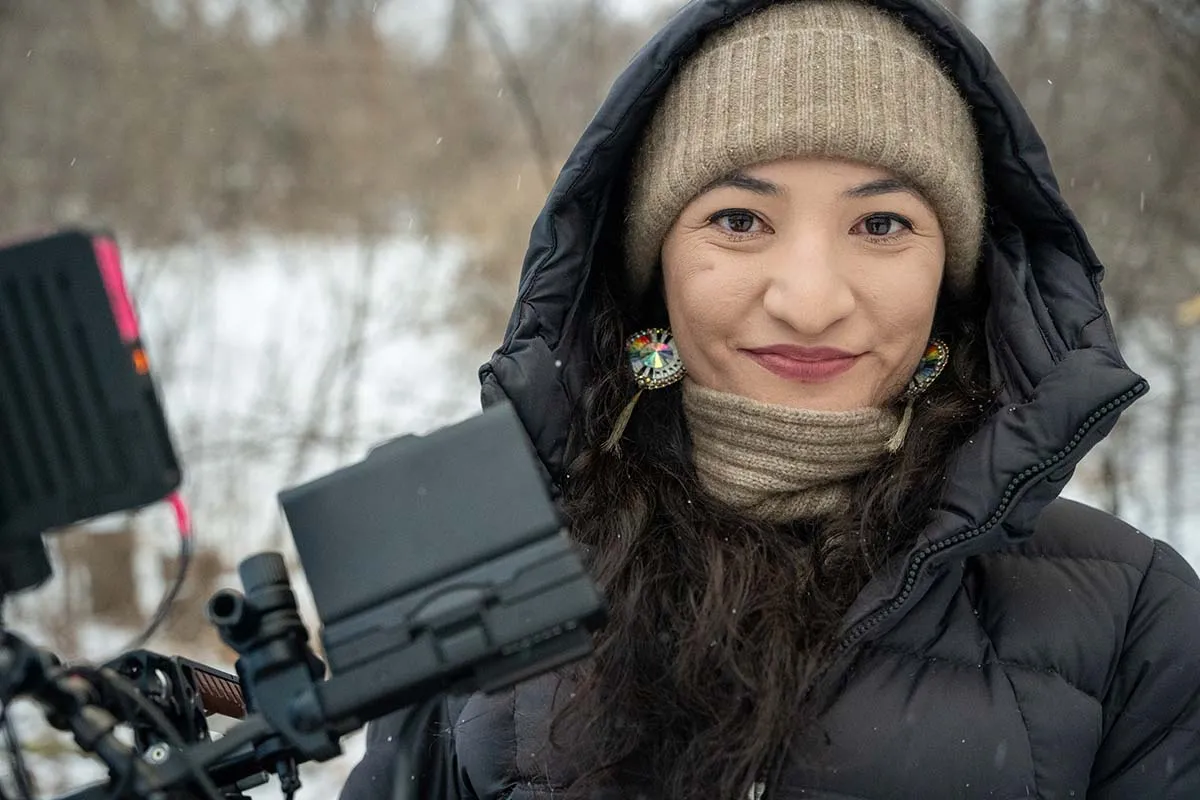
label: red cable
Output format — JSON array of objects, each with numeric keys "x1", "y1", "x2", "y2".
[{"x1": 166, "y1": 491, "x2": 193, "y2": 541}]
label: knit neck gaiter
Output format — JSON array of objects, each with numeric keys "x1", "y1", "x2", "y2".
[{"x1": 682, "y1": 380, "x2": 900, "y2": 524}]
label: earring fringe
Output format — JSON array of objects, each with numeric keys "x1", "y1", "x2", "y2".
[
  {"x1": 886, "y1": 397, "x2": 914, "y2": 454},
  {"x1": 603, "y1": 388, "x2": 644, "y2": 454}
]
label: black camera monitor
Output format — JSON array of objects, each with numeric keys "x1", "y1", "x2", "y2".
[
  {"x1": 279, "y1": 402, "x2": 605, "y2": 698},
  {"x1": 0, "y1": 230, "x2": 180, "y2": 593}
]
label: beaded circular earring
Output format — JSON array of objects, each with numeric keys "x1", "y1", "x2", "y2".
[
  {"x1": 602, "y1": 328, "x2": 686, "y2": 453},
  {"x1": 885, "y1": 338, "x2": 951, "y2": 453}
]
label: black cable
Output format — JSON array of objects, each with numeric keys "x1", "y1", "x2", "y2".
[
  {"x1": 116, "y1": 541, "x2": 190, "y2": 655},
  {"x1": 76, "y1": 667, "x2": 140, "y2": 800},
  {"x1": 0, "y1": 701, "x2": 34, "y2": 800},
  {"x1": 104, "y1": 752, "x2": 135, "y2": 800},
  {"x1": 110, "y1": 494, "x2": 194, "y2": 657},
  {"x1": 69, "y1": 666, "x2": 222, "y2": 800}
]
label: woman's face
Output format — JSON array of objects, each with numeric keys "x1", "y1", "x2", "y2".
[{"x1": 660, "y1": 158, "x2": 945, "y2": 411}]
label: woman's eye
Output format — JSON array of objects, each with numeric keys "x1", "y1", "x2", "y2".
[
  {"x1": 710, "y1": 210, "x2": 763, "y2": 235},
  {"x1": 858, "y1": 213, "x2": 913, "y2": 238}
]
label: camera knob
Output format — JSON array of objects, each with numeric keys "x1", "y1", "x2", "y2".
[{"x1": 239, "y1": 553, "x2": 289, "y2": 596}]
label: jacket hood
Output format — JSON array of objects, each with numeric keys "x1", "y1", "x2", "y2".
[{"x1": 479, "y1": 0, "x2": 1146, "y2": 637}]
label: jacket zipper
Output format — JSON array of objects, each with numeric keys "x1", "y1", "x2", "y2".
[
  {"x1": 760, "y1": 379, "x2": 1146, "y2": 797},
  {"x1": 835, "y1": 380, "x2": 1145, "y2": 654}
]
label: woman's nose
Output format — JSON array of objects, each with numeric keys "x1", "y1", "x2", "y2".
[{"x1": 760, "y1": 241, "x2": 856, "y2": 335}]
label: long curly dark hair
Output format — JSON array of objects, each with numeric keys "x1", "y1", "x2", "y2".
[{"x1": 547, "y1": 267, "x2": 998, "y2": 799}]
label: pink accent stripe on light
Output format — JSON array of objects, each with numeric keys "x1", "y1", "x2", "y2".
[{"x1": 93, "y1": 236, "x2": 139, "y2": 342}]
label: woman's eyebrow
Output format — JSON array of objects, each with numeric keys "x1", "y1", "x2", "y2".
[
  {"x1": 701, "y1": 171, "x2": 784, "y2": 196},
  {"x1": 844, "y1": 177, "x2": 922, "y2": 199}
]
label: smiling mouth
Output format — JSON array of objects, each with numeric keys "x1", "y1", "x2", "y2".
[{"x1": 743, "y1": 350, "x2": 861, "y2": 382}]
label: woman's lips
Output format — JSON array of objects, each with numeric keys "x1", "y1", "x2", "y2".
[{"x1": 743, "y1": 348, "x2": 861, "y2": 382}]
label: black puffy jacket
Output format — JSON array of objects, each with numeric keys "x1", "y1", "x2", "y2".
[{"x1": 341, "y1": 0, "x2": 1200, "y2": 797}]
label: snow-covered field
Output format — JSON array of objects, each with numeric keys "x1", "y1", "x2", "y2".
[{"x1": 2, "y1": 233, "x2": 1197, "y2": 798}]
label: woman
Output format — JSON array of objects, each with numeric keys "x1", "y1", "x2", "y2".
[{"x1": 342, "y1": 0, "x2": 1200, "y2": 797}]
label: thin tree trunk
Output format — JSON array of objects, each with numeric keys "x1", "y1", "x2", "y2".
[
  {"x1": 1097, "y1": 426, "x2": 1126, "y2": 518},
  {"x1": 304, "y1": 0, "x2": 334, "y2": 40},
  {"x1": 1161, "y1": 331, "x2": 1191, "y2": 545},
  {"x1": 334, "y1": 229, "x2": 377, "y2": 461},
  {"x1": 1009, "y1": 0, "x2": 1047, "y2": 99},
  {"x1": 1045, "y1": 0, "x2": 1090, "y2": 138}
]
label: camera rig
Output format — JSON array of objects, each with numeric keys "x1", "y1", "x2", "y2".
[{"x1": 0, "y1": 230, "x2": 606, "y2": 800}]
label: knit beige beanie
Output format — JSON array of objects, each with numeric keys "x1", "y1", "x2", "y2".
[{"x1": 624, "y1": 0, "x2": 984, "y2": 299}]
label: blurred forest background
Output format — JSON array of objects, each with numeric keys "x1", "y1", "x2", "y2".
[{"x1": 1, "y1": 0, "x2": 1198, "y2": 796}]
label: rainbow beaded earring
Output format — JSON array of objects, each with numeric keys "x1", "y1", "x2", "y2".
[
  {"x1": 602, "y1": 328, "x2": 686, "y2": 453},
  {"x1": 886, "y1": 338, "x2": 950, "y2": 453},
  {"x1": 626, "y1": 328, "x2": 686, "y2": 389},
  {"x1": 904, "y1": 338, "x2": 951, "y2": 400}
]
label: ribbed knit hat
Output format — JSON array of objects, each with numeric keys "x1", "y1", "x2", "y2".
[{"x1": 624, "y1": 0, "x2": 985, "y2": 300}]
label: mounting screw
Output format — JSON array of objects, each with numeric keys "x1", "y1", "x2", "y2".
[{"x1": 145, "y1": 743, "x2": 171, "y2": 764}]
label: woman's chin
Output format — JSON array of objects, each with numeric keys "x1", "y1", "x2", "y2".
[{"x1": 736, "y1": 378, "x2": 878, "y2": 411}]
